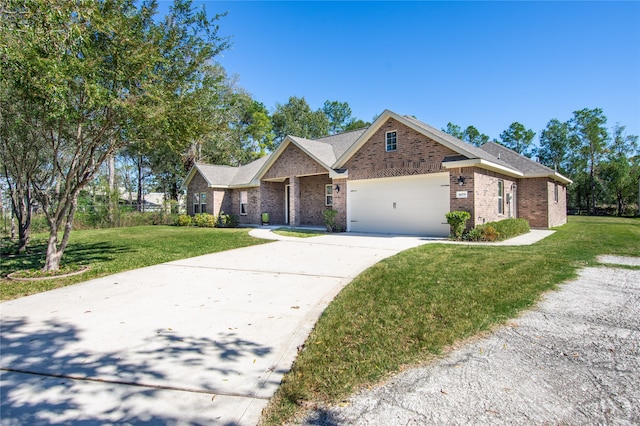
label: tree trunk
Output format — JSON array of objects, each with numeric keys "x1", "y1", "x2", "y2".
[
  {"x1": 137, "y1": 154, "x2": 143, "y2": 212},
  {"x1": 43, "y1": 196, "x2": 78, "y2": 272},
  {"x1": 107, "y1": 154, "x2": 116, "y2": 225},
  {"x1": 8, "y1": 184, "x2": 32, "y2": 253},
  {"x1": 617, "y1": 193, "x2": 624, "y2": 217}
]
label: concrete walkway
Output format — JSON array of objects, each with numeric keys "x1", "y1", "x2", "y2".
[{"x1": 0, "y1": 229, "x2": 552, "y2": 425}]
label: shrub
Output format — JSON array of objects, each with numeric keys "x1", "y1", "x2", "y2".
[
  {"x1": 463, "y1": 218, "x2": 530, "y2": 242},
  {"x1": 176, "y1": 214, "x2": 192, "y2": 227},
  {"x1": 323, "y1": 209, "x2": 340, "y2": 232},
  {"x1": 445, "y1": 211, "x2": 471, "y2": 240},
  {"x1": 464, "y1": 227, "x2": 483, "y2": 242},
  {"x1": 480, "y1": 224, "x2": 500, "y2": 241},
  {"x1": 193, "y1": 213, "x2": 216, "y2": 228},
  {"x1": 491, "y1": 218, "x2": 530, "y2": 239},
  {"x1": 217, "y1": 212, "x2": 239, "y2": 228}
]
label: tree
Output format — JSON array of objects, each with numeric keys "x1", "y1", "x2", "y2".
[
  {"x1": 0, "y1": 0, "x2": 229, "y2": 270},
  {"x1": 323, "y1": 100, "x2": 354, "y2": 134},
  {"x1": 442, "y1": 123, "x2": 490, "y2": 146},
  {"x1": 443, "y1": 123, "x2": 464, "y2": 139},
  {"x1": 344, "y1": 119, "x2": 371, "y2": 132},
  {"x1": 570, "y1": 108, "x2": 609, "y2": 215},
  {"x1": 537, "y1": 119, "x2": 571, "y2": 174},
  {"x1": 463, "y1": 126, "x2": 491, "y2": 147},
  {"x1": 599, "y1": 124, "x2": 639, "y2": 216},
  {"x1": 0, "y1": 87, "x2": 44, "y2": 252},
  {"x1": 271, "y1": 96, "x2": 330, "y2": 145},
  {"x1": 499, "y1": 122, "x2": 535, "y2": 157}
]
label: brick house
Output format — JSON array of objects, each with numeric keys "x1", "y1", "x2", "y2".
[{"x1": 183, "y1": 110, "x2": 571, "y2": 236}]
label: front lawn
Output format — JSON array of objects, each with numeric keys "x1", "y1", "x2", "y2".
[
  {"x1": 263, "y1": 215, "x2": 640, "y2": 424},
  {"x1": 0, "y1": 226, "x2": 269, "y2": 301}
]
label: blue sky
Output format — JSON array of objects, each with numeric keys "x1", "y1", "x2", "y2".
[{"x1": 161, "y1": 1, "x2": 640, "y2": 144}]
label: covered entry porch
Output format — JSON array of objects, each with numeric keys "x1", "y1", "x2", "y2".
[{"x1": 260, "y1": 174, "x2": 333, "y2": 227}]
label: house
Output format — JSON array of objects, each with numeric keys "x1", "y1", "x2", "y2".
[{"x1": 182, "y1": 110, "x2": 571, "y2": 237}]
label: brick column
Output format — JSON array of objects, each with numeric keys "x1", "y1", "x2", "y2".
[
  {"x1": 332, "y1": 178, "x2": 347, "y2": 231},
  {"x1": 290, "y1": 176, "x2": 300, "y2": 227}
]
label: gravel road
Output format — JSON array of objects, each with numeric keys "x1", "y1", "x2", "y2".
[{"x1": 300, "y1": 256, "x2": 640, "y2": 425}]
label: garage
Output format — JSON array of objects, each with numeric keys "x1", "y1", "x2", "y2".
[{"x1": 347, "y1": 173, "x2": 450, "y2": 236}]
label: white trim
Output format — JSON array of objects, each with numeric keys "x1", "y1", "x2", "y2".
[
  {"x1": 526, "y1": 171, "x2": 573, "y2": 185},
  {"x1": 284, "y1": 184, "x2": 291, "y2": 224},
  {"x1": 240, "y1": 190, "x2": 248, "y2": 216},
  {"x1": 385, "y1": 130, "x2": 398, "y2": 152},
  {"x1": 325, "y1": 184, "x2": 333, "y2": 206},
  {"x1": 253, "y1": 136, "x2": 336, "y2": 182},
  {"x1": 442, "y1": 158, "x2": 524, "y2": 178},
  {"x1": 334, "y1": 110, "x2": 482, "y2": 168}
]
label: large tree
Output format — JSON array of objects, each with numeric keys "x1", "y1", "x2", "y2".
[
  {"x1": 537, "y1": 119, "x2": 572, "y2": 174},
  {"x1": 271, "y1": 96, "x2": 330, "y2": 145},
  {"x1": 599, "y1": 124, "x2": 639, "y2": 216},
  {"x1": 0, "y1": 0, "x2": 229, "y2": 270},
  {"x1": 570, "y1": 108, "x2": 609, "y2": 215},
  {"x1": 323, "y1": 100, "x2": 354, "y2": 135},
  {"x1": 499, "y1": 122, "x2": 535, "y2": 157}
]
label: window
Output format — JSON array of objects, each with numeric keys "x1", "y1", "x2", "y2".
[
  {"x1": 325, "y1": 184, "x2": 333, "y2": 206},
  {"x1": 498, "y1": 180, "x2": 504, "y2": 214},
  {"x1": 193, "y1": 193, "x2": 200, "y2": 214},
  {"x1": 200, "y1": 192, "x2": 207, "y2": 214},
  {"x1": 240, "y1": 190, "x2": 248, "y2": 215},
  {"x1": 386, "y1": 131, "x2": 397, "y2": 151},
  {"x1": 554, "y1": 183, "x2": 559, "y2": 203}
]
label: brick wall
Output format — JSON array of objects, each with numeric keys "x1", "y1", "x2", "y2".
[
  {"x1": 547, "y1": 180, "x2": 568, "y2": 227},
  {"x1": 516, "y1": 177, "x2": 549, "y2": 228},
  {"x1": 187, "y1": 172, "x2": 212, "y2": 215},
  {"x1": 213, "y1": 189, "x2": 231, "y2": 216},
  {"x1": 473, "y1": 169, "x2": 518, "y2": 227},
  {"x1": 229, "y1": 187, "x2": 261, "y2": 225},
  {"x1": 343, "y1": 118, "x2": 458, "y2": 180},
  {"x1": 332, "y1": 178, "x2": 348, "y2": 231},
  {"x1": 449, "y1": 167, "x2": 475, "y2": 226},
  {"x1": 263, "y1": 143, "x2": 327, "y2": 180},
  {"x1": 299, "y1": 175, "x2": 333, "y2": 226},
  {"x1": 260, "y1": 181, "x2": 285, "y2": 225}
]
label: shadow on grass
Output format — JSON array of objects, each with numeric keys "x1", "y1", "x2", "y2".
[
  {"x1": 0, "y1": 241, "x2": 131, "y2": 277},
  {"x1": 0, "y1": 316, "x2": 273, "y2": 425}
]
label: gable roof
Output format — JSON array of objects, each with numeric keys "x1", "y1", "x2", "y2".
[
  {"x1": 184, "y1": 110, "x2": 571, "y2": 188},
  {"x1": 334, "y1": 110, "x2": 524, "y2": 177},
  {"x1": 182, "y1": 155, "x2": 271, "y2": 190},
  {"x1": 479, "y1": 142, "x2": 572, "y2": 184}
]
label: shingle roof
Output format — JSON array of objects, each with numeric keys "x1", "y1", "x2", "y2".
[
  {"x1": 230, "y1": 155, "x2": 271, "y2": 186},
  {"x1": 195, "y1": 163, "x2": 238, "y2": 186},
  {"x1": 401, "y1": 115, "x2": 516, "y2": 170},
  {"x1": 289, "y1": 136, "x2": 338, "y2": 167},
  {"x1": 478, "y1": 142, "x2": 555, "y2": 176},
  {"x1": 186, "y1": 111, "x2": 568, "y2": 188}
]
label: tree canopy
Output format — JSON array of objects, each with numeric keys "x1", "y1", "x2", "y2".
[{"x1": 0, "y1": 0, "x2": 230, "y2": 270}]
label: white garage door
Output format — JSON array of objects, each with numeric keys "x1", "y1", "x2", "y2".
[{"x1": 348, "y1": 173, "x2": 450, "y2": 236}]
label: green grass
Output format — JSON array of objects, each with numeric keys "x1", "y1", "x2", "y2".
[
  {"x1": 0, "y1": 226, "x2": 269, "y2": 301},
  {"x1": 262, "y1": 216, "x2": 640, "y2": 424},
  {"x1": 272, "y1": 227, "x2": 327, "y2": 238}
]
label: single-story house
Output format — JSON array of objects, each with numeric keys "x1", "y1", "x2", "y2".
[{"x1": 183, "y1": 110, "x2": 572, "y2": 237}]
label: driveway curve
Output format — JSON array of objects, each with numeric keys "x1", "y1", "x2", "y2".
[{"x1": 1, "y1": 230, "x2": 429, "y2": 425}]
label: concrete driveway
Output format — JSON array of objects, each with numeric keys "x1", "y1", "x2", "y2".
[{"x1": 1, "y1": 230, "x2": 430, "y2": 425}]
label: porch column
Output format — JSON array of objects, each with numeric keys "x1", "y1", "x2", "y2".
[{"x1": 290, "y1": 176, "x2": 301, "y2": 227}]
